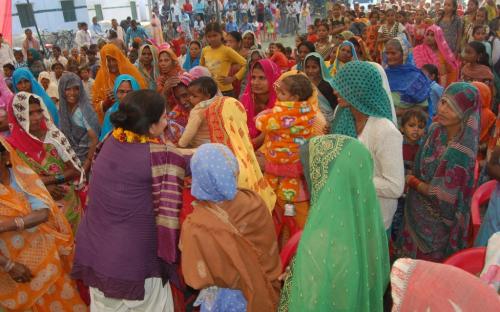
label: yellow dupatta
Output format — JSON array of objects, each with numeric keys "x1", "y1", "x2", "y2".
[{"x1": 206, "y1": 96, "x2": 277, "y2": 211}]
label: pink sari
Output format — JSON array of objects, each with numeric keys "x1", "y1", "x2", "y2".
[
  {"x1": 240, "y1": 59, "x2": 281, "y2": 139},
  {"x1": 0, "y1": 77, "x2": 13, "y2": 128},
  {"x1": 391, "y1": 258, "x2": 499, "y2": 312},
  {"x1": 413, "y1": 25, "x2": 460, "y2": 86}
]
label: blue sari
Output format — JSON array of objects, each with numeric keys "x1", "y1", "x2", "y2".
[
  {"x1": 12, "y1": 68, "x2": 59, "y2": 126},
  {"x1": 182, "y1": 49, "x2": 201, "y2": 71},
  {"x1": 99, "y1": 75, "x2": 141, "y2": 141}
]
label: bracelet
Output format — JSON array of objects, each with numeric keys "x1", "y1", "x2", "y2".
[
  {"x1": 3, "y1": 259, "x2": 15, "y2": 272},
  {"x1": 55, "y1": 174, "x2": 65, "y2": 184},
  {"x1": 14, "y1": 217, "x2": 25, "y2": 231},
  {"x1": 407, "y1": 176, "x2": 421, "y2": 190}
]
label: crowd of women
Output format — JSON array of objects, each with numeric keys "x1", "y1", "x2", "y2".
[{"x1": 0, "y1": 0, "x2": 500, "y2": 311}]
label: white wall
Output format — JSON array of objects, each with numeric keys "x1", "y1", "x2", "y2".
[
  {"x1": 85, "y1": 0, "x2": 154, "y2": 23},
  {"x1": 12, "y1": 0, "x2": 88, "y2": 37}
]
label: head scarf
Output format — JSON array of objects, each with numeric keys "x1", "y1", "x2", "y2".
[
  {"x1": 304, "y1": 52, "x2": 333, "y2": 82},
  {"x1": 282, "y1": 134, "x2": 389, "y2": 311},
  {"x1": 191, "y1": 143, "x2": 239, "y2": 202},
  {"x1": 385, "y1": 39, "x2": 432, "y2": 104},
  {"x1": 384, "y1": 36, "x2": 414, "y2": 65},
  {"x1": 0, "y1": 75, "x2": 13, "y2": 110},
  {"x1": 99, "y1": 74, "x2": 141, "y2": 141},
  {"x1": 59, "y1": 72, "x2": 101, "y2": 160},
  {"x1": 189, "y1": 65, "x2": 212, "y2": 79},
  {"x1": 12, "y1": 68, "x2": 59, "y2": 126},
  {"x1": 413, "y1": 25, "x2": 460, "y2": 72},
  {"x1": 461, "y1": 64, "x2": 494, "y2": 82},
  {"x1": 137, "y1": 44, "x2": 160, "y2": 90},
  {"x1": 92, "y1": 44, "x2": 147, "y2": 120},
  {"x1": 182, "y1": 41, "x2": 202, "y2": 71},
  {"x1": 242, "y1": 30, "x2": 258, "y2": 49},
  {"x1": 472, "y1": 81, "x2": 495, "y2": 143},
  {"x1": 371, "y1": 62, "x2": 398, "y2": 125},
  {"x1": 166, "y1": 71, "x2": 194, "y2": 143},
  {"x1": 329, "y1": 61, "x2": 394, "y2": 138},
  {"x1": 240, "y1": 59, "x2": 281, "y2": 138},
  {"x1": 27, "y1": 48, "x2": 42, "y2": 66},
  {"x1": 340, "y1": 30, "x2": 355, "y2": 41},
  {"x1": 157, "y1": 45, "x2": 183, "y2": 78},
  {"x1": 7, "y1": 92, "x2": 84, "y2": 182},
  {"x1": 330, "y1": 40, "x2": 358, "y2": 76},
  {"x1": 37, "y1": 71, "x2": 59, "y2": 100},
  {"x1": 391, "y1": 258, "x2": 499, "y2": 312}
]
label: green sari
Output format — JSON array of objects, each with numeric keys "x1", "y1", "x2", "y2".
[
  {"x1": 17, "y1": 144, "x2": 82, "y2": 232},
  {"x1": 279, "y1": 134, "x2": 390, "y2": 311}
]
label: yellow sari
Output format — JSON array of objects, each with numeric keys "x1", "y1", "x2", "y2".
[
  {"x1": 205, "y1": 96, "x2": 277, "y2": 211},
  {"x1": 0, "y1": 137, "x2": 86, "y2": 311}
]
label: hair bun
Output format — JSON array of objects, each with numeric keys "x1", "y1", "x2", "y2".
[{"x1": 109, "y1": 110, "x2": 128, "y2": 127}]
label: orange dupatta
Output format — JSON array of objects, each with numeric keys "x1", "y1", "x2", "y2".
[
  {"x1": 92, "y1": 44, "x2": 147, "y2": 122},
  {"x1": 0, "y1": 137, "x2": 86, "y2": 311},
  {"x1": 473, "y1": 82, "x2": 496, "y2": 145}
]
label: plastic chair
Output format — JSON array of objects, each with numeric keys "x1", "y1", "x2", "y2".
[
  {"x1": 280, "y1": 230, "x2": 302, "y2": 271},
  {"x1": 443, "y1": 247, "x2": 487, "y2": 275},
  {"x1": 470, "y1": 180, "x2": 497, "y2": 242}
]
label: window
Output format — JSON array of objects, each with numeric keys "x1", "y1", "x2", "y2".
[
  {"x1": 61, "y1": 0, "x2": 77, "y2": 22},
  {"x1": 16, "y1": 3, "x2": 36, "y2": 28},
  {"x1": 95, "y1": 4, "x2": 103, "y2": 21},
  {"x1": 130, "y1": 1, "x2": 138, "y2": 20}
]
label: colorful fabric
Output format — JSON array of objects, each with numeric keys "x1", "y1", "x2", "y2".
[
  {"x1": 396, "y1": 82, "x2": 480, "y2": 261},
  {"x1": 472, "y1": 81, "x2": 495, "y2": 145},
  {"x1": 150, "y1": 142, "x2": 186, "y2": 264},
  {"x1": 0, "y1": 137, "x2": 86, "y2": 311},
  {"x1": 391, "y1": 258, "x2": 499, "y2": 311},
  {"x1": 385, "y1": 39, "x2": 432, "y2": 105},
  {"x1": 314, "y1": 39, "x2": 334, "y2": 60},
  {"x1": 279, "y1": 135, "x2": 389, "y2": 311},
  {"x1": 413, "y1": 25, "x2": 460, "y2": 85},
  {"x1": 190, "y1": 143, "x2": 239, "y2": 202},
  {"x1": 475, "y1": 183, "x2": 500, "y2": 246},
  {"x1": 461, "y1": 63, "x2": 494, "y2": 82},
  {"x1": 166, "y1": 72, "x2": 194, "y2": 143},
  {"x1": 12, "y1": 67, "x2": 59, "y2": 126},
  {"x1": 150, "y1": 13, "x2": 164, "y2": 45},
  {"x1": 181, "y1": 189, "x2": 281, "y2": 312},
  {"x1": 240, "y1": 59, "x2": 281, "y2": 139},
  {"x1": 0, "y1": 75, "x2": 13, "y2": 110},
  {"x1": 205, "y1": 96, "x2": 276, "y2": 211},
  {"x1": 329, "y1": 61, "x2": 393, "y2": 138},
  {"x1": 156, "y1": 46, "x2": 184, "y2": 110},
  {"x1": 58, "y1": 72, "x2": 101, "y2": 162},
  {"x1": 7, "y1": 91, "x2": 84, "y2": 228},
  {"x1": 304, "y1": 52, "x2": 335, "y2": 122},
  {"x1": 100, "y1": 74, "x2": 141, "y2": 141},
  {"x1": 136, "y1": 44, "x2": 160, "y2": 90},
  {"x1": 92, "y1": 44, "x2": 147, "y2": 122},
  {"x1": 37, "y1": 71, "x2": 59, "y2": 100},
  {"x1": 329, "y1": 40, "x2": 359, "y2": 76},
  {"x1": 365, "y1": 24, "x2": 380, "y2": 61}
]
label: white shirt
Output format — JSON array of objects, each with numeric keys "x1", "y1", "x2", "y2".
[
  {"x1": 0, "y1": 43, "x2": 15, "y2": 68},
  {"x1": 75, "y1": 30, "x2": 92, "y2": 48},
  {"x1": 358, "y1": 116, "x2": 405, "y2": 229},
  {"x1": 48, "y1": 56, "x2": 68, "y2": 68},
  {"x1": 111, "y1": 26, "x2": 125, "y2": 42}
]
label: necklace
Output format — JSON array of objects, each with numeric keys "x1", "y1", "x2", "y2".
[{"x1": 112, "y1": 127, "x2": 161, "y2": 144}]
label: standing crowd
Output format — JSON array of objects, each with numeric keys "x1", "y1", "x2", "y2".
[{"x1": 0, "y1": 0, "x2": 500, "y2": 311}]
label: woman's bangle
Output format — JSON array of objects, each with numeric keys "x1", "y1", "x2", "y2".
[
  {"x1": 55, "y1": 174, "x2": 65, "y2": 184},
  {"x1": 3, "y1": 259, "x2": 15, "y2": 272},
  {"x1": 408, "y1": 176, "x2": 421, "y2": 189},
  {"x1": 14, "y1": 217, "x2": 24, "y2": 231}
]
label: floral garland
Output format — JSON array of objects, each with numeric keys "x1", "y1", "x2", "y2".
[{"x1": 112, "y1": 127, "x2": 162, "y2": 144}]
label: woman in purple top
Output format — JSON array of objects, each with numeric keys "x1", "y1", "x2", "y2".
[{"x1": 72, "y1": 89, "x2": 186, "y2": 310}]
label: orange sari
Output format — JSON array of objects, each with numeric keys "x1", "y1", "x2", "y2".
[
  {"x1": 0, "y1": 138, "x2": 86, "y2": 311},
  {"x1": 92, "y1": 44, "x2": 147, "y2": 122}
]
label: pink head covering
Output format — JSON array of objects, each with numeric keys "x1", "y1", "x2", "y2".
[
  {"x1": 413, "y1": 25, "x2": 460, "y2": 72},
  {"x1": 240, "y1": 59, "x2": 281, "y2": 139},
  {"x1": 0, "y1": 77, "x2": 13, "y2": 110},
  {"x1": 189, "y1": 66, "x2": 212, "y2": 79}
]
